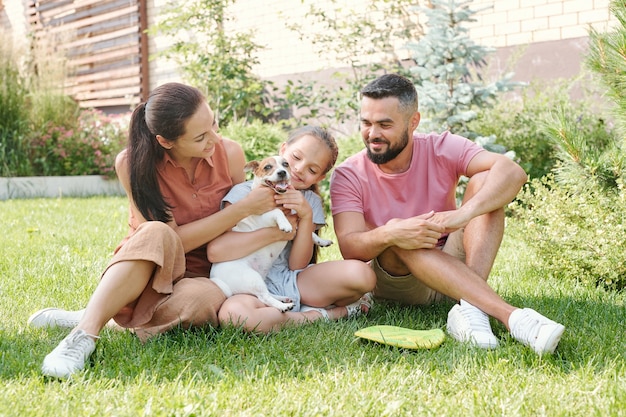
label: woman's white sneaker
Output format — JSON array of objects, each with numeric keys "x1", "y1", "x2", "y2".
[
  {"x1": 509, "y1": 308, "x2": 565, "y2": 355},
  {"x1": 41, "y1": 330, "x2": 98, "y2": 378},
  {"x1": 27, "y1": 308, "x2": 85, "y2": 329},
  {"x1": 447, "y1": 299, "x2": 499, "y2": 349}
]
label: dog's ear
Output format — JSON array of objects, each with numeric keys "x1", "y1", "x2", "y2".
[{"x1": 244, "y1": 161, "x2": 260, "y2": 173}]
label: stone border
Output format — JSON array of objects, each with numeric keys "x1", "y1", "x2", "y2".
[{"x1": 0, "y1": 176, "x2": 125, "y2": 200}]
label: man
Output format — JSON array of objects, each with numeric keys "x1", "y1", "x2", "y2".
[{"x1": 330, "y1": 73, "x2": 564, "y2": 354}]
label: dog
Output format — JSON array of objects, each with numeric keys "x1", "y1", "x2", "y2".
[{"x1": 210, "y1": 155, "x2": 332, "y2": 312}]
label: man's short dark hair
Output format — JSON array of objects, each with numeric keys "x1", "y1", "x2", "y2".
[{"x1": 360, "y1": 74, "x2": 418, "y2": 114}]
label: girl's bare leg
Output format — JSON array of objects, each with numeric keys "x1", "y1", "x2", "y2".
[
  {"x1": 297, "y1": 259, "x2": 376, "y2": 307},
  {"x1": 218, "y1": 294, "x2": 348, "y2": 333}
]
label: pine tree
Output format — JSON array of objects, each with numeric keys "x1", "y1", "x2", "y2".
[
  {"x1": 405, "y1": 0, "x2": 520, "y2": 149},
  {"x1": 547, "y1": 0, "x2": 625, "y2": 190},
  {"x1": 587, "y1": 0, "x2": 626, "y2": 142}
]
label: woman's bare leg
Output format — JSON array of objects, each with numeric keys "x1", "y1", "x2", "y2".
[{"x1": 75, "y1": 260, "x2": 155, "y2": 337}]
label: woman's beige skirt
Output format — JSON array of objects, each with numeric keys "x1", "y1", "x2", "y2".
[{"x1": 104, "y1": 221, "x2": 226, "y2": 342}]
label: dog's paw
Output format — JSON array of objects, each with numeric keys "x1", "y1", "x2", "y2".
[
  {"x1": 278, "y1": 223, "x2": 293, "y2": 233},
  {"x1": 278, "y1": 302, "x2": 295, "y2": 312},
  {"x1": 315, "y1": 238, "x2": 333, "y2": 247},
  {"x1": 312, "y1": 233, "x2": 333, "y2": 247}
]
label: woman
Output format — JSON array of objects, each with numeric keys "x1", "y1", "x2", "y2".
[{"x1": 32, "y1": 83, "x2": 278, "y2": 378}]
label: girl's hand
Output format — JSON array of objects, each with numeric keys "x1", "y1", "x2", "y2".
[{"x1": 275, "y1": 188, "x2": 312, "y2": 220}]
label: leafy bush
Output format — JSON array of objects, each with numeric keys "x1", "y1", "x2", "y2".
[
  {"x1": 509, "y1": 0, "x2": 626, "y2": 291},
  {"x1": 469, "y1": 79, "x2": 615, "y2": 180},
  {"x1": 148, "y1": 0, "x2": 270, "y2": 125},
  {"x1": 337, "y1": 133, "x2": 364, "y2": 166},
  {"x1": 0, "y1": 30, "x2": 127, "y2": 178},
  {"x1": 26, "y1": 109, "x2": 128, "y2": 177},
  {"x1": 221, "y1": 119, "x2": 287, "y2": 165},
  {"x1": 511, "y1": 175, "x2": 626, "y2": 290}
]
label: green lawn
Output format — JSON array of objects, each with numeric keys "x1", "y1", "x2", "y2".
[{"x1": 1, "y1": 197, "x2": 624, "y2": 416}]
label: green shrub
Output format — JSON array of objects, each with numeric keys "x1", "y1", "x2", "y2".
[
  {"x1": 0, "y1": 31, "x2": 126, "y2": 177},
  {"x1": 27, "y1": 92, "x2": 81, "y2": 133},
  {"x1": 509, "y1": 1, "x2": 626, "y2": 291},
  {"x1": 148, "y1": 0, "x2": 270, "y2": 125},
  {"x1": 511, "y1": 175, "x2": 626, "y2": 290},
  {"x1": 221, "y1": 119, "x2": 288, "y2": 166},
  {"x1": 469, "y1": 79, "x2": 615, "y2": 180},
  {"x1": 336, "y1": 133, "x2": 364, "y2": 166},
  {"x1": 27, "y1": 109, "x2": 128, "y2": 177}
]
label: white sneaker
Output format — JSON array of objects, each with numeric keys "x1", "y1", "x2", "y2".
[
  {"x1": 447, "y1": 299, "x2": 499, "y2": 349},
  {"x1": 509, "y1": 308, "x2": 565, "y2": 355},
  {"x1": 41, "y1": 330, "x2": 98, "y2": 378},
  {"x1": 28, "y1": 308, "x2": 85, "y2": 329}
]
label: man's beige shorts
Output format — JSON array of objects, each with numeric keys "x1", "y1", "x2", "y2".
[{"x1": 371, "y1": 228, "x2": 465, "y2": 305}]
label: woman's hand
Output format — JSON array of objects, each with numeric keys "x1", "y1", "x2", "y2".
[{"x1": 240, "y1": 186, "x2": 280, "y2": 216}]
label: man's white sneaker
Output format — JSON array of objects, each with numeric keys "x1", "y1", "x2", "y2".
[
  {"x1": 41, "y1": 330, "x2": 97, "y2": 378},
  {"x1": 447, "y1": 299, "x2": 499, "y2": 349},
  {"x1": 28, "y1": 308, "x2": 84, "y2": 329},
  {"x1": 509, "y1": 308, "x2": 565, "y2": 355}
]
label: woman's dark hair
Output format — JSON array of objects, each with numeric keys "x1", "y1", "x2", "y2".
[{"x1": 127, "y1": 83, "x2": 205, "y2": 222}]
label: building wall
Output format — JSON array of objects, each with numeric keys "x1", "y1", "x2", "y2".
[
  {"x1": 146, "y1": 0, "x2": 181, "y2": 86},
  {"x1": 0, "y1": 0, "x2": 27, "y2": 50},
  {"x1": 3, "y1": 0, "x2": 618, "y2": 93},
  {"x1": 225, "y1": 0, "x2": 616, "y2": 79},
  {"x1": 466, "y1": 0, "x2": 616, "y2": 47}
]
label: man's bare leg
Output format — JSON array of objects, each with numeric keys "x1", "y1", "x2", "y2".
[{"x1": 382, "y1": 247, "x2": 515, "y2": 326}]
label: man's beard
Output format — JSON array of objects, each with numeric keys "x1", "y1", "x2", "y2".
[{"x1": 366, "y1": 130, "x2": 409, "y2": 165}]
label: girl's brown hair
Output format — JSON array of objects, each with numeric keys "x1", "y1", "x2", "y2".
[{"x1": 285, "y1": 126, "x2": 338, "y2": 195}]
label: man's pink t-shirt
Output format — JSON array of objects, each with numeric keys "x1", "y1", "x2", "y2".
[{"x1": 330, "y1": 131, "x2": 483, "y2": 228}]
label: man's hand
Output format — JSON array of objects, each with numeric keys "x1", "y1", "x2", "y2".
[
  {"x1": 429, "y1": 208, "x2": 473, "y2": 234},
  {"x1": 386, "y1": 211, "x2": 445, "y2": 250}
]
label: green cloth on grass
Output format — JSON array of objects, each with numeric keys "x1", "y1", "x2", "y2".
[{"x1": 355, "y1": 325, "x2": 445, "y2": 349}]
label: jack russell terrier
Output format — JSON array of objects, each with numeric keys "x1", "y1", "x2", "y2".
[{"x1": 210, "y1": 155, "x2": 332, "y2": 312}]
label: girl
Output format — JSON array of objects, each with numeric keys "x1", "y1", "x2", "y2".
[
  {"x1": 207, "y1": 126, "x2": 376, "y2": 333},
  {"x1": 30, "y1": 83, "x2": 279, "y2": 378}
]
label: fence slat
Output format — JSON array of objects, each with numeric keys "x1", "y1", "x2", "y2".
[{"x1": 28, "y1": 0, "x2": 148, "y2": 110}]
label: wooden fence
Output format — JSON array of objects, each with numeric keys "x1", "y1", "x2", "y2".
[{"x1": 27, "y1": 0, "x2": 148, "y2": 110}]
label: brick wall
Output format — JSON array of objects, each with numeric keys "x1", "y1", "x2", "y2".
[
  {"x1": 4, "y1": 0, "x2": 618, "y2": 91},
  {"x1": 224, "y1": 0, "x2": 616, "y2": 79},
  {"x1": 466, "y1": 0, "x2": 616, "y2": 47}
]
